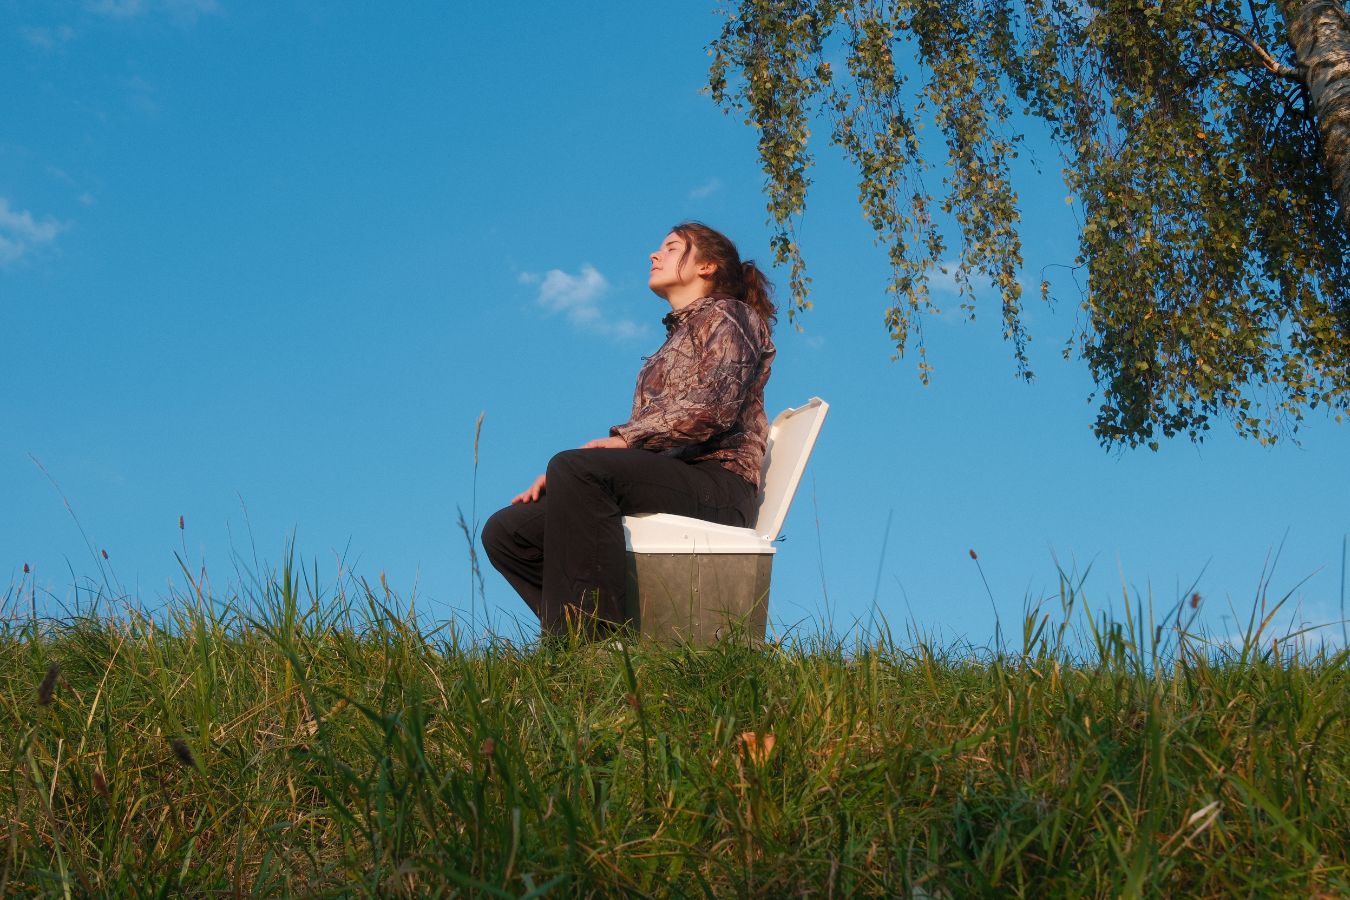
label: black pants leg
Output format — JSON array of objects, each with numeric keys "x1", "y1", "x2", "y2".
[{"x1": 481, "y1": 449, "x2": 756, "y2": 635}]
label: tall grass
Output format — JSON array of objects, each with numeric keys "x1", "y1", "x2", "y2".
[{"x1": 2, "y1": 554, "x2": 1347, "y2": 896}]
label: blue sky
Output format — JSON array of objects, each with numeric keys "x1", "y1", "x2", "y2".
[{"x1": 4, "y1": 1, "x2": 1347, "y2": 648}]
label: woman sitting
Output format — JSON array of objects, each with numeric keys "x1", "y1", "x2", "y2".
[{"x1": 482, "y1": 221, "x2": 776, "y2": 638}]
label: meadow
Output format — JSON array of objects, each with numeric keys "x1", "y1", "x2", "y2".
[{"x1": 2, "y1": 552, "x2": 1347, "y2": 897}]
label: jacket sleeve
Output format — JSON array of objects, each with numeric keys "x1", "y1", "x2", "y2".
[{"x1": 611, "y1": 305, "x2": 761, "y2": 450}]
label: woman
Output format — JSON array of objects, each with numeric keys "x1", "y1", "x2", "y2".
[{"x1": 482, "y1": 222, "x2": 776, "y2": 638}]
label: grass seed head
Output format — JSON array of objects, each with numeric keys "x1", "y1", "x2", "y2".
[
  {"x1": 171, "y1": 737, "x2": 196, "y2": 768},
  {"x1": 101, "y1": 549, "x2": 108, "y2": 559},
  {"x1": 178, "y1": 515, "x2": 185, "y2": 530},
  {"x1": 1190, "y1": 592, "x2": 1202, "y2": 608},
  {"x1": 23, "y1": 562, "x2": 30, "y2": 574},
  {"x1": 969, "y1": 549, "x2": 978, "y2": 560},
  {"x1": 37, "y1": 662, "x2": 60, "y2": 706},
  {"x1": 93, "y1": 769, "x2": 110, "y2": 798}
]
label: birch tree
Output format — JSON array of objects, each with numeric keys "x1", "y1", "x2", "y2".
[{"x1": 709, "y1": 0, "x2": 1350, "y2": 448}]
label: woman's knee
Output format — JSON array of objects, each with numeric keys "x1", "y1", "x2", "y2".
[
  {"x1": 481, "y1": 510, "x2": 505, "y2": 554},
  {"x1": 481, "y1": 506, "x2": 518, "y2": 559},
  {"x1": 482, "y1": 501, "x2": 546, "y2": 561},
  {"x1": 545, "y1": 448, "x2": 591, "y2": 482}
]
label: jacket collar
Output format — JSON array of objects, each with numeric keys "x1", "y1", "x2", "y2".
[{"x1": 661, "y1": 293, "x2": 736, "y2": 335}]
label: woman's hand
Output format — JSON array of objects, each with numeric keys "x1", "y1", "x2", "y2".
[
  {"x1": 511, "y1": 436, "x2": 627, "y2": 504},
  {"x1": 511, "y1": 473, "x2": 547, "y2": 504},
  {"x1": 578, "y1": 435, "x2": 629, "y2": 450}
]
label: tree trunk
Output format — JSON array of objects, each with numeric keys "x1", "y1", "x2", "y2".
[{"x1": 1288, "y1": 1, "x2": 1350, "y2": 231}]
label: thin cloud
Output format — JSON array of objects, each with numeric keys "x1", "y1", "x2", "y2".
[
  {"x1": 688, "y1": 178, "x2": 722, "y2": 200},
  {"x1": 927, "y1": 260, "x2": 967, "y2": 296},
  {"x1": 85, "y1": 0, "x2": 146, "y2": 16},
  {"x1": 606, "y1": 319, "x2": 645, "y2": 341},
  {"x1": 21, "y1": 25, "x2": 76, "y2": 50},
  {"x1": 1209, "y1": 598, "x2": 1347, "y2": 653},
  {"x1": 85, "y1": 0, "x2": 219, "y2": 23},
  {"x1": 122, "y1": 74, "x2": 158, "y2": 115},
  {"x1": 0, "y1": 198, "x2": 64, "y2": 267},
  {"x1": 46, "y1": 165, "x2": 78, "y2": 187},
  {"x1": 45, "y1": 166, "x2": 96, "y2": 206},
  {"x1": 519, "y1": 264, "x2": 647, "y2": 341},
  {"x1": 928, "y1": 259, "x2": 1024, "y2": 299},
  {"x1": 924, "y1": 259, "x2": 1027, "y2": 324}
]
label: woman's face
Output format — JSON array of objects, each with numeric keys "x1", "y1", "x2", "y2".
[{"x1": 648, "y1": 231, "x2": 711, "y2": 298}]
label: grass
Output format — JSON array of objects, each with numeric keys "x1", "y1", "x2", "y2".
[{"x1": 2, "y1": 552, "x2": 1347, "y2": 897}]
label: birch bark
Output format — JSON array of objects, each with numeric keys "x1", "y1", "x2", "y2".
[{"x1": 1288, "y1": 1, "x2": 1350, "y2": 229}]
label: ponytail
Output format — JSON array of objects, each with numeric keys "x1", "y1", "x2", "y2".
[
  {"x1": 737, "y1": 259, "x2": 776, "y2": 329},
  {"x1": 671, "y1": 221, "x2": 778, "y2": 330}
]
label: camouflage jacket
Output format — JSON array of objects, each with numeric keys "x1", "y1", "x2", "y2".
[{"x1": 611, "y1": 294, "x2": 775, "y2": 489}]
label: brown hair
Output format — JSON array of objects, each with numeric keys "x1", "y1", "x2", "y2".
[{"x1": 671, "y1": 221, "x2": 776, "y2": 329}]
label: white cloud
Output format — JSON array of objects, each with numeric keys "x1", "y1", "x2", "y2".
[
  {"x1": 519, "y1": 264, "x2": 646, "y2": 341},
  {"x1": 533, "y1": 264, "x2": 608, "y2": 315},
  {"x1": 688, "y1": 178, "x2": 722, "y2": 200},
  {"x1": 0, "y1": 198, "x2": 64, "y2": 267}
]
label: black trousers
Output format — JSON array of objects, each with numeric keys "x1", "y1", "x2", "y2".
[{"x1": 481, "y1": 448, "x2": 757, "y2": 635}]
